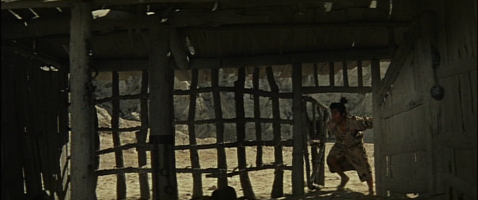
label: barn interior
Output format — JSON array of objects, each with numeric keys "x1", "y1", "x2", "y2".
[{"x1": 1, "y1": 0, "x2": 476, "y2": 200}]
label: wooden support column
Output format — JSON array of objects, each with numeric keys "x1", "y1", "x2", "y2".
[
  {"x1": 136, "y1": 70, "x2": 150, "y2": 199},
  {"x1": 371, "y1": 59, "x2": 384, "y2": 196},
  {"x1": 69, "y1": 2, "x2": 97, "y2": 200},
  {"x1": 211, "y1": 68, "x2": 228, "y2": 189},
  {"x1": 313, "y1": 63, "x2": 319, "y2": 87},
  {"x1": 187, "y1": 69, "x2": 203, "y2": 198},
  {"x1": 267, "y1": 67, "x2": 284, "y2": 198},
  {"x1": 253, "y1": 68, "x2": 264, "y2": 167},
  {"x1": 292, "y1": 63, "x2": 305, "y2": 196},
  {"x1": 342, "y1": 61, "x2": 349, "y2": 87},
  {"x1": 149, "y1": 24, "x2": 178, "y2": 200},
  {"x1": 234, "y1": 67, "x2": 256, "y2": 199},
  {"x1": 357, "y1": 60, "x2": 364, "y2": 87},
  {"x1": 112, "y1": 71, "x2": 126, "y2": 199},
  {"x1": 329, "y1": 62, "x2": 335, "y2": 86}
]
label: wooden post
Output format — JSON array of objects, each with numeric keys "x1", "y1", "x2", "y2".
[
  {"x1": 211, "y1": 68, "x2": 228, "y2": 189},
  {"x1": 329, "y1": 62, "x2": 335, "y2": 86},
  {"x1": 136, "y1": 70, "x2": 150, "y2": 199},
  {"x1": 149, "y1": 24, "x2": 178, "y2": 200},
  {"x1": 357, "y1": 60, "x2": 364, "y2": 87},
  {"x1": 69, "y1": 2, "x2": 97, "y2": 200},
  {"x1": 112, "y1": 71, "x2": 127, "y2": 199},
  {"x1": 371, "y1": 59, "x2": 384, "y2": 196},
  {"x1": 417, "y1": 12, "x2": 441, "y2": 197},
  {"x1": 313, "y1": 63, "x2": 319, "y2": 87},
  {"x1": 342, "y1": 61, "x2": 349, "y2": 87},
  {"x1": 234, "y1": 67, "x2": 256, "y2": 199},
  {"x1": 188, "y1": 69, "x2": 203, "y2": 198},
  {"x1": 267, "y1": 67, "x2": 284, "y2": 198},
  {"x1": 292, "y1": 63, "x2": 305, "y2": 196},
  {"x1": 253, "y1": 67, "x2": 264, "y2": 167}
]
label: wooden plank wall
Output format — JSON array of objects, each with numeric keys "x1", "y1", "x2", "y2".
[
  {"x1": 1, "y1": 51, "x2": 71, "y2": 199},
  {"x1": 433, "y1": 0, "x2": 477, "y2": 199},
  {"x1": 377, "y1": 0, "x2": 477, "y2": 198}
]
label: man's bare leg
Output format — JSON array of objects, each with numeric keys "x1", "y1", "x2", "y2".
[
  {"x1": 327, "y1": 156, "x2": 349, "y2": 190},
  {"x1": 366, "y1": 176, "x2": 374, "y2": 195}
]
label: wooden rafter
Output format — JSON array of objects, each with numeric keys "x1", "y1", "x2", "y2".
[
  {"x1": 93, "y1": 48, "x2": 390, "y2": 71},
  {"x1": 1, "y1": 14, "x2": 410, "y2": 39},
  {"x1": 1, "y1": 0, "x2": 377, "y2": 10}
]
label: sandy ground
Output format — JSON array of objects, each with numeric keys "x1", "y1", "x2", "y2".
[{"x1": 96, "y1": 125, "x2": 419, "y2": 200}]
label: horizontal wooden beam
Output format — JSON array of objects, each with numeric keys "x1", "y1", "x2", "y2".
[
  {"x1": 1, "y1": 0, "x2": 379, "y2": 10},
  {"x1": 436, "y1": 132, "x2": 477, "y2": 149},
  {"x1": 382, "y1": 143, "x2": 425, "y2": 156},
  {"x1": 444, "y1": 173, "x2": 477, "y2": 200},
  {"x1": 93, "y1": 48, "x2": 390, "y2": 71},
  {"x1": 377, "y1": 26, "x2": 419, "y2": 105},
  {"x1": 438, "y1": 57, "x2": 477, "y2": 78},
  {"x1": 383, "y1": 177, "x2": 428, "y2": 194},
  {"x1": 2, "y1": 13, "x2": 410, "y2": 39},
  {"x1": 382, "y1": 95, "x2": 422, "y2": 119},
  {"x1": 6, "y1": 43, "x2": 68, "y2": 69},
  {"x1": 302, "y1": 86, "x2": 372, "y2": 94}
]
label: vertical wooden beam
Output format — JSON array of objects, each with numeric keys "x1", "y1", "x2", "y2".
[
  {"x1": 313, "y1": 63, "x2": 319, "y2": 87},
  {"x1": 170, "y1": 28, "x2": 189, "y2": 70},
  {"x1": 234, "y1": 67, "x2": 256, "y2": 199},
  {"x1": 69, "y1": 2, "x2": 96, "y2": 200},
  {"x1": 267, "y1": 67, "x2": 284, "y2": 198},
  {"x1": 253, "y1": 67, "x2": 263, "y2": 167},
  {"x1": 112, "y1": 71, "x2": 127, "y2": 199},
  {"x1": 136, "y1": 70, "x2": 150, "y2": 200},
  {"x1": 329, "y1": 62, "x2": 335, "y2": 86},
  {"x1": 187, "y1": 69, "x2": 203, "y2": 198},
  {"x1": 149, "y1": 24, "x2": 178, "y2": 200},
  {"x1": 342, "y1": 61, "x2": 349, "y2": 87},
  {"x1": 371, "y1": 59, "x2": 384, "y2": 196},
  {"x1": 1, "y1": 51, "x2": 25, "y2": 200},
  {"x1": 388, "y1": 27, "x2": 396, "y2": 57},
  {"x1": 211, "y1": 68, "x2": 228, "y2": 189},
  {"x1": 292, "y1": 63, "x2": 305, "y2": 196},
  {"x1": 357, "y1": 60, "x2": 364, "y2": 87},
  {"x1": 417, "y1": 12, "x2": 441, "y2": 197}
]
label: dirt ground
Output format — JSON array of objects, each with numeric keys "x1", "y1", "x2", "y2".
[{"x1": 96, "y1": 124, "x2": 420, "y2": 200}]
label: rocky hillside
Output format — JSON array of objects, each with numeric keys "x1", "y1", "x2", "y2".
[{"x1": 93, "y1": 63, "x2": 388, "y2": 143}]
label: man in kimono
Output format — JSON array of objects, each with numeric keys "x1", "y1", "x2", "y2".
[{"x1": 326, "y1": 97, "x2": 374, "y2": 195}]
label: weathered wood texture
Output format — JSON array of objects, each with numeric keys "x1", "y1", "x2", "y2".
[
  {"x1": 234, "y1": 68, "x2": 256, "y2": 199},
  {"x1": 111, "y1": 71, "x2": 127, "y2": 199},
  {"x1": 136, "y1": 70, "x2": 151, "y2": 199},
  {"x1": 148, "y1": 24, "x2": 178, "y2": 200},
  {"x1": 267, "y1": 66, "x2": 284, "y2": 198},
  {"x1": 291, "y1": 63, "x2": 304, "y2": 196},
  {"x1": 211, "y1": 68, "x2": 228, "y2": 189},
  {"x1": 69, "y1": 2, "x2": 97, "y2": 200},
  {"x1": 187, "y1": 69, "x2": 203, "y2": 198},
  {"x1": 371, "y1": 59, "x2": 385, "y2": 196},
  {"x1": 253, "y1": 68, "x2": 264, "y2": 167}
]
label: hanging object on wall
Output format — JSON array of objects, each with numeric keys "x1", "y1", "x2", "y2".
[{"x1": 430, "y1": 45, "x2": 444, "y2": 100}]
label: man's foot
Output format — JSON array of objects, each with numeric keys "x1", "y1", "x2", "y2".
[
  {"x1": 337, "y1": 176, "x2": 349, "y2": 191},
  {"x1": 367, "y1": 190, "x2": 375, "y2": 196}
]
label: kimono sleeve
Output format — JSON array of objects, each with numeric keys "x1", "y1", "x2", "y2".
[{"x1": 349, "y1": 115, "x2": 373, "y2": 131}]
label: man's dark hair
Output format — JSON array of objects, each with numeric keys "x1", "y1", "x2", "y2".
[{"x1": 329, "y1": 97, "x2": 348, "y2": 115}]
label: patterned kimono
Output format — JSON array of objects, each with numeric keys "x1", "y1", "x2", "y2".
[{"x1": 326, "y1": 115, "x2": 373, "y2": 182}]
